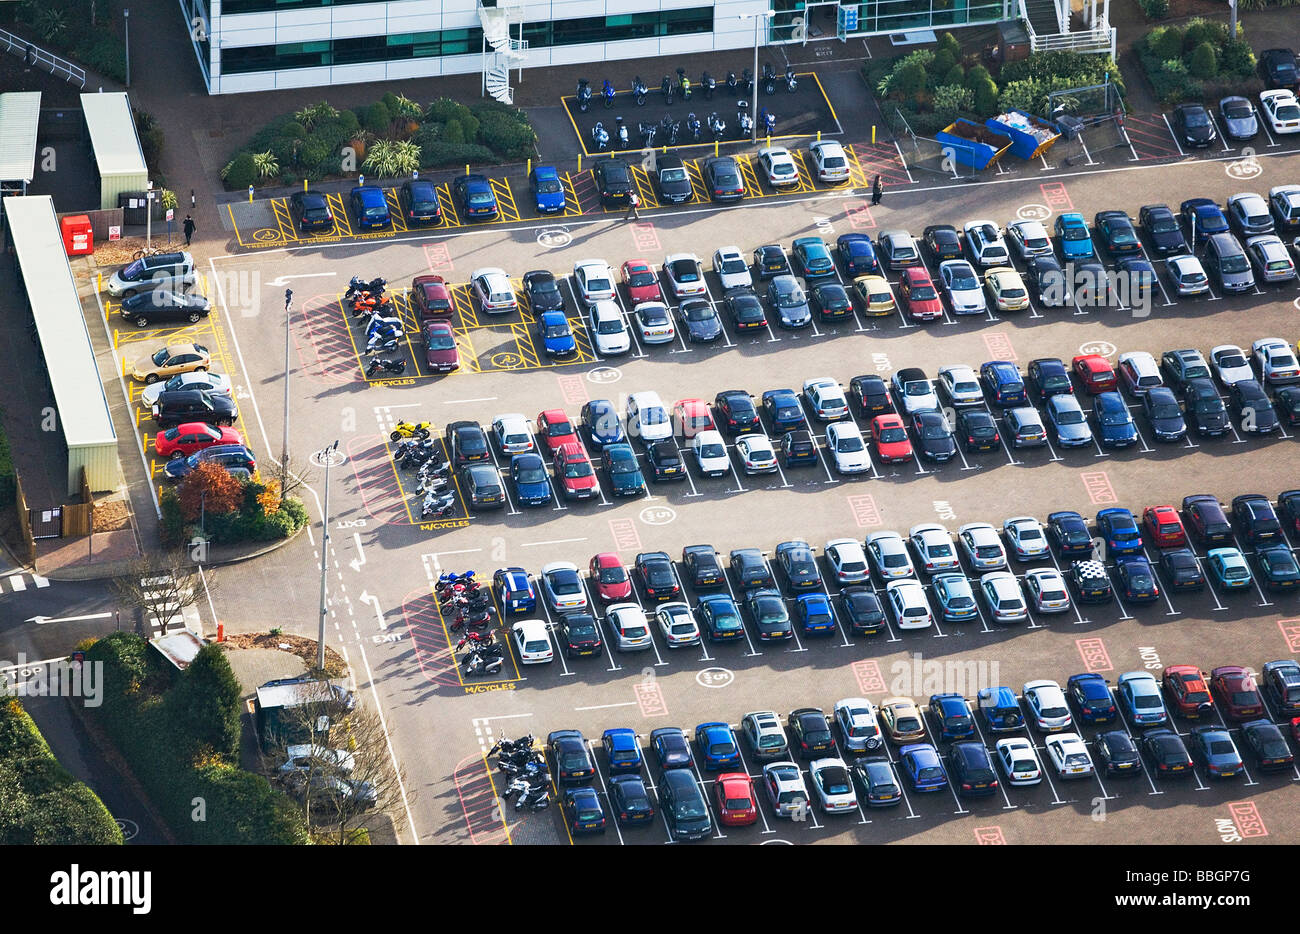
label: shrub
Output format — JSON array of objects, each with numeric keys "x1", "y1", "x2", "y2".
[
  {"x1": 1139, "y1": 0, "x2": 1169, "y2": 18},
  {"x1": 889, "y1": 61, "x2": 928, "y2": 101},
  {"x1": 998, "y1": 79, "x2": 1044, "y2": 116},
  {"x1": 932, "y1": 84, "x2": 974, "y2": 123},
  {"x1": 963, "y1": 64, "x2": 991, "y2": 92},
  {"x1": 164, "y1": 645, "x2": 242, "y2": 759},
  {"x1": 972, "y1": 76, "x2": 1000, "y2": 117},
  {"x1": 1188, "y1": 41, "x2": 1218, "y2": 79},
  {"x1": 938, "y1": 30, "x2": 962, "y2": 59},
  {"x1": 943, "y1": 64, "x2": 966, "y2": 88},
  {"x1": 425, "y1": 97, "x2": 472, "y2": 124},
  {"x1": 335, "y1": 109, "x2": 360, "y2": 135},
  {"x1": 160, "y1": 488, "x2": 185, "y2": 546},
  {"x1": 362, "y1": 101, "x2": 391, "y2": 135},
  {"x1": 476, "y1": 110, "x2": 536, "y2": 160},
  {"x1": 932, "y1": 49, "x2": 957, "y2": 80},
  {"x1": 1183, "y1": 18, "x2": 1228, "y2": 52},
  {"x1": 1147, "y1": 25, "x2": 1185, "y2": 62},
  {"x1": 179, "y1": 463, "x2": 244, "y2": 520},
  {"x1": 411, "y1": 123, "x2": 442, "y2": 151},
  {"x1": 0, "y1": 412, "x2": 14, "y2": 506},
  {"x1": 418, "y1": 142, "x2": 496, "y2": 168},
  {"x1": 224, "y1": 152, "x2": 258, "y2": 190},
  {"x1": 442, "y1": 118, "x2": 466, "y2": 144},
  {"x1": 1220, "y1": 39, "x2": 1256, "y2": 78}
]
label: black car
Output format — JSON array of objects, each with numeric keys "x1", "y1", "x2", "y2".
[
  {"x1": 1182, "y1": 494, "x2": 1233, "y2": 544},
  {"x1": 653, "y1": 155, "x2": 693, "y2": 204},
  {"x1": 646, "y1": 440, "x2": 686, "y2": 481},
  {"x1": 152, "y1": 389, "x2": 236, "y2": 428},
  {"x1": 1232, "y1": 493, "x2": 1282, "y2": 545},
  {"x1": 714, "y1": 390, "x2": 760, "y2": 434},
  {"x1": 1026, "y1": 255, "x2": 1068, "y2": 305},
  {"x1": 1160, "y1": 548, "x2": 1206, "y2": 591},
  {"x1": 1069, "y1": 559, "x2": 1114, "y2": 603},
  {"x1": 1260, "y1": 47, "x2": 1299, "y2": 90},
  {"x1": 1240, "y1": 719, "x2": 1294, "y2": 770},
  {"x1": 1180, "y1": 379, "x2": 1228, "y2": 436},
  {"x1": 723, "y1": 287, "x2": 766, "y2": 331},
  {"x1": 840, "y1": 586, "x2": 885, "y2": 634},
  {"x1": 634, "y1": 551, "x2": 679, "y2": 599},
  {"x1": 1139, "y1": 204, "x2": 1187, "y2": 256},
  {"x1": 1141, "y1": 387, "x2": 1187, "y2": 441},
  {"x1": 810, "y1": 282, "x2": 853, "y2": 321},
  {"x1": 558, "y1": 613, "x2": 603, "y2": 657},
  {"x1": 608, "y1": 774, "x2": 655, "y2": 825},
  {"x1": 1275, "y1": 386, "x2": 1300, "y2": 426},
  {"x1": 1094, "y1": 730, "x2": 1142, "y2": 776},
  {"x1": 657, "y1": 768, "x2": 711, "y2": 841},
  {"x1": 1072, "y1": 261, "x2": 1112, "y2": 307},
  {"x1": 1279, "y1": 490, "x2": 1300, "y2": 535},
  {"x1": 1228, "y1": 379, "x2": 1278, "y2": 434},
  {"x1": 852, "y1": 759, "x2": 902, "y2": 807},
  {"x1": 848, "y1": 375, "x2": 893, "y2": 416},
  {"x1": 789, "y1": 708, "x2": 834, "y2": 758},
  {"x1": 745, "y1": 588, "x2": 794, "y2": 641},
  {"x1": 775, "y1": 540, "x2": 819, "y2": 590},
  {"x1": 752, "y1": 244, "x2": 791, "y2": 280},
  {"x1": 1142, "y1": 729, "x2": 1193, "y2": 777},
  {"x1": 1048, "y1": 511, "x2": 1093, "y2": 557},
  {"x1": 682, "y1": 545, "x2": 724, "y2": 589},
  {"x1": 910, "y1": 410, "x2": 956, "y2": 461},
  {"x1": 522, "y1": 270, "x2": 565, "y2": 313},
  {"x1": 649, "y1": 727, "x2": 693, "y2": 770},
  {"x1": 922, "y1": 224, "x2": 963, "y2": 262},
  {"x1": 460, "y1": 463, "x2": 504, "y2": 510},
  {"x1": 1027, "y1": 357, "x2": 1072, "y2": 402},
  {"x1": 1117, "y1": 256, "x2": 1156, "y2": 304},
  {"x1": 703, "y1": 156, "x2": 744, "y2": 202},
  {"x1": 1116, "y1": 555, "x2": 1159, "y2": 603},
  {"x1": 399, "y1": 179, "x2": 442, "y2": 225},
  {"x1": 1263, "y1": 659, "x2": 1300, "y2": 715},
  {"x1": 1173, "y1": 103, "x2": 1216, "y2": 148},
  {"x1": 729, "y1": 547, "x2": 775, "y2": 590},
  {"x1": 445, "y1": 420, "x2": 490, "y2": 467},
  {"x1": 547, "y1": 729, "x2": 595, "y2": 783},
  {"x1": 676, "y1": 299, "x2": 722, "y2": 342},
  {"x1": 289, "y1": 189, "x2": 335, "y2": 232},
  {"x1": 594, "y1": 158, "x2": 634, "y2": 205},
  {"x1": 1255, "y1": 544, "x2": 1300, "y2": 590},
  {"x1": 121, "y1": 290, "x2": 211, "y2": 326},
  {"x1": 1094, "y1": 210, "x2": 1140, "y2": 256},
  {"x1": 950, "y1": 741, "x2": 999, "y2": 796},
  {"x1": 956, "y1": 409, "x2": 1000, "y2": 453}
]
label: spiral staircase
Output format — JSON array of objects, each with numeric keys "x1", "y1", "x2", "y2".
[{"x1": 479, "y1": 1, "x2": 528, "y2": 104}]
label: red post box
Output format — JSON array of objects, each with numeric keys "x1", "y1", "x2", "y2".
[{"x1": 60, "y1": 215, "x2": 94, "y2": 256}]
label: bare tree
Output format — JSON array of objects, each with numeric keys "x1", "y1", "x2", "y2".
[
  {"x1": 277, "y1": 452, "x2": 315, "y2": 500},
  {"x1": 111, "y1": 550, "x2": 214, "y2": 634}
]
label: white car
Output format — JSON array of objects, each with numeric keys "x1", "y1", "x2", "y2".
[
  {"x1": 1167, "y1": 253, "x2": 1210, "y2": 296},
  {"x1": 757, "y1": 146, "x2": 800, "y2": 188},
  {"x1": 511, "y1": 619, "x2": 554, "y2": 664},
  {"x1": 735, "y1": 434, "x2": 778, "y2": 474},
  {"x1": 654, "y1": 601, "x2": 701, "y2": 647},
  {"x1": 908, "y1": 523, "x2": 960, "y2": 573},
  {"x1": 691, "y1": 430, "x2": 731, "y2": 477},
  {"x1": 540, "y1": 561, "x2": 588, "y2": 612},
  {"x1": 661, "y1": 253, "x2": 707, "y2": 298},
  {"x1": 1002, "y1": 516, "x2": 1049, "y2": 561},
  {"x1": 1005, "y1": 219, "x2": 1053, "y2": 259},
  {"x1": 572, "y1": 259, "x2": 617, "y2": 305},
  {"x1": 140, "y1": 370, "x2": 231, "y2": 407},
  {"x1": 588, "y1": 299, "x2": 631, "y2": 355},
  {"x1": 808, "y1": 140, "x2": 851, "y2": 182},
  {"x1": 892, "y1": 371, "x2": 940, "y2": 414},
  {"x1": 834, "y1": 698, "x2": 883, "y2": 753},
  {"x1": 491, "y1": 413, "x2": 534, "y2": 455},
  {"x1": 825, "y1": 538, "x2": 870, "y2": 583},
  {"x1": 809, "y1": 758, "x2": 858, "y2": 813},
  {"x1": 1023, "y1": 679, "x2": 1073, "y2": 732},
  {"x1": 826, "y1": 421, "x2": 870, "y2": 474},
  {"x1": 1210, "y1": 344, "x2": 1254, "y2": 386},
  {"x1": 1259, "y1": 89, "x2": 1300, "y2": 134},
  {"x1": 763, "y1": 761, "x2": 811, "y2": 818},
  {"x1": 1044, "y1": 732, "x2": 1095, "y2": 778},
  {"x1": 937, "y1": 364, "x2": 984, "y2": 407},
  {"x1": 937, "y1": 260, "x2": 986, "y2": 315},
  {"x1": 626, "y1": 391, "x2": 672, "y2": 443},
  {"x1": 958, "y1": 523, "x2": 1008, "y2": 571},
  {"x1": 712, "y1": 246, "x2": 753, "y2": 290},
  {"x1": 1024, "y1": 567, "x2": 1071, "y2": 613},
  {"x1": 802, "y1": 377, "x2": 849, "y2": 421},
  {"x1": 605, "y1": 603, "x2": 654, "y2": 651},
  {"x1": 470, "y1": 267, "x2": 517, "y2": 314},
  {"x1": 980, "y1": 571, "x2": 1027, "y2": 623},
  {"x1": 1252, "y1": 337, "x2": 1300, "y2": 386},
  {"x1": 632, "y1": 301, "x2": 675, "y2": 343},
  {"x1": 866, "y1": 531, "x2": 916, "y2": 581},
  {"x1": 995, "y1": 737, "x2": 1042, "y2": 786},
  {"x1": 963, "y1": 220, "x2": 1011, "y2": 268},
  {"x1": 886, "y1": 579, "x2": 932, "y2": 630}
]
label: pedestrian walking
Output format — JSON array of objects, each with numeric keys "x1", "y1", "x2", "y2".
[
  {"x1": 624, "y1": 191, "x2": 640, "y2": 221},
  {"x1": 870, "y1": 175, "x2": 883, "y2": 207},
  {"x1": 182, "y1": 214, "x2": 196, "y2": 246}
]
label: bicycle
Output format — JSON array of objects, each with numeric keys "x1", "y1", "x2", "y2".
[{"x1": 131, "y1": 245, "x2": 165, "y2": 260}]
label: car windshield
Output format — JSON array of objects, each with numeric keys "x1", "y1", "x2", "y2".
[
  {"x1": 910, "y1": 285, "x2": 937, "y2": 300},
  {"x1": 598, "y1": 566, "x2": 627, "y2": 584},
  {"x1": 777, "y1": 288, "x2": 805, "y2": 307},
  {"x1": 1184, "y1": 108, "x2": 1210, "y2": 127},
  {"x1": 1056, "y1": 408, "x2": 1084, "y2": 425},
  {"x1": 1101, "y1": 409, "x2": 1130, "y2": 427},
  {"x1": 685, "y1": 304, "x2": 714, "y2": 321},
  {"x1": 719, "y1": 257, "x2": 748, "y2": 275},
  {"x1": 1220, "y1": 255, "x2": 1250, "y2": 273},
  {"x1": 1151, "y1": 402, "x2": 1182, "y2": 419},
  {"x1": 879, "y1": 426, "x2": 907, "y2": 442},
  {"x1": 534, "y1": 175, "x2": 562, "y2": 193},
  {"x1": 627, "y1": 270, "x2": 655, "y2": 287},
  {"x1": 698, "y1": 443, "x2": 726, "y2": 459},
  {"x1": 675, "y1": 800, "x2": 706, "y2": 819},
  {"x1": 1224, "y1": 100, "x2": 1252, "y2": 118},
  {"x1": 426, "y1": 333, "x2": 455, "y2": 350},
  {"x1": 1062, "y1": 226, "x2": 1088, "y2": 241},
  {"x1": 531, "y1": 281, "x2": 560, "y2": 299},
  {"x1": 596, "y1": 317, "x2": 624, "y2": 335},
  {"x1": 517, "y1": 466, "x2": 547, "y2": 484},
  {"x1": 904, "y1": 382, "x2": 931, "y2": 396},
  {"x1": 836, "y1": 436, "x2": 864, "y2": 452},
  {"x1": 544, "y1": 323, "x2": 571, "y2": 339},
  {"x1": 950, "y1": 271, "x2": 978, "y2": 289},
  {"x1": 922, "y1": 423, "x2": 948, "y2": 440},
  {"x1": 660, "y1": 168, "x2": 687, "y2": 183}
]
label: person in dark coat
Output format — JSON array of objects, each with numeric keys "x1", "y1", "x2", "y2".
[
  {"x1": 870, "y1": 175, "x2": 883, "y2": 206},
  {"x1": 183, "y1": 215, "x2": 196, "y2": 246}
]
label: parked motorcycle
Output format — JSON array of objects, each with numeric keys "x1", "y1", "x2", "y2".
[
  {"x1": 615, "y1": 115, "x2": 629, "y2": 149},
  {"x1": 638, "y1": 121, "x2": 657, "y2": 148},
  {"x1": 736, "y1": 100, "x2": 754, "y2": 139},
  {"x1": 365, "y1": 333, "x2": 398, "y2": 355},
  {"x1": 390, "y1": 420, "x2": 432, "y2": 442},
  {"x1": 601, "y1": 78, "x2": 615, "y2": 109},
  {"x1": 661, "y1": 75, "x2": 674, "y2": 105},
  {"x1": 760, "y1": 107, "x2": 776, "y2": 137},
  {"x1": 676, "y1": 67, "x2": 691, "y2": 101},
  {"x1": 784, "y1": 64, "x2": 798, "y2": 93},
  {"x1": 708, "y1": 112, "x2": 726, "y2": 141},
  {"x1": 591, "y1": 121, "x2": 610, "y2": 152},
  {"x1": 725, "y1": 70, "x2": 738, "y2": 95},
  {"x1": 761, "y1": 62, "x2": 777, "y2": 96},
  {"x1": 576, "y1": 78, "x2": 591, "y2": 113},
  {"x1": 701, "y1": 70, "x2": 715, "y2": 100},
  {"x1": 632, "y1": 75, "x2": 647, "y2": 106},
  {"x1": 741, "y1": 68, "x2": 753, "y2": 94},
  {"x1": 686, "y1": 112, "x2": 702, "y2": 143},
  {"x1": 364, "y1": 357, "x2": 406, "y2": 378}
]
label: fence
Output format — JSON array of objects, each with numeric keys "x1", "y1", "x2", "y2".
[
  {"x1": 892, "y1": 108, "x2": 975, "y2": 178},
  {"x1": 0, "y1": 28, "x2": 87, "y2": 89},
  {"x1": 13, "y1": 474, "x2": 35, "y2": 565},
  {"x1": 62, "y1": 467, "x2": 93, "y2": 537}
]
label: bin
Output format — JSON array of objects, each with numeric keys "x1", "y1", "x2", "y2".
[
  {"x1": 985, "y1": 110, "x2": 1062, "y2": 160},
  {"x1": 935, "y1": 119, "x2": 1012, "y2": 171},
  {"x1": 60, "y1": 215, "x2": 94, "y2": 256}
]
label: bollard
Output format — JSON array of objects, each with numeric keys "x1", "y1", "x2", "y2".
[
  {"x1": 527, "y1": 157, "x2": 532, "y2": 175},
  {"x1": 248, "y1": 185, "x2": 254, "y2": 203},
  {"x1": 872, "y1": 125, "x2": 876, "y2": 144},
  {"x1": 303, "y1": 179, "x2": 308, "y2": 192},
  {"x1": 359, "y1": 173, "x2": 365, "y2": 187},
  {"x1": 465, "y1": 164, "x2": 470, "y2": 175},
  {"x1": 714, "y1": 140, "x2": 719, "y2": 158},
  {"x1": 817, "y1": 130, "x2": 821, "y2": 142},
  {"x1": 217, "y1": 622, "x2": 224, "y2": 642}
]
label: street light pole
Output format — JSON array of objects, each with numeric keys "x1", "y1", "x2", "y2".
[
  {"x1": 123, "y1": 10, "x2": 130, "y2": 88},
  {"x1": 317, "y1": 440, "x2": 339, "y2": 673},
  {"x1": 282, "y1": 289, "x2": 293, "y2": 493}
]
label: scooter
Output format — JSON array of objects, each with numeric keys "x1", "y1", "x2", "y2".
[
  {"x1": 515, "y1": 780, "x2": 550, "y2": 811},
  {"x1": 365, "y1": 333, "x2": 398, "y2": 355},
  {"x1": 601, "y1": 78, "x2": 615, "y2": 109},
  {"x1": 686, "y1": 113, "x2": 702, "y2": 143},
  {"x1": 615, "y1": 115, "x2": 629, "y2": 149},
  {"x1": 591, "y1": 122, "x2": 609, "y2": 152},
  {"x1": 364, "y1": 357, "x2": 406, "y2": 378},
  {"x1": 417, "y1": 470, "x2": 449, "y2": 494},
  {"x1": 736, "y1": 100, "x2": 754, "y2": 139},
  {"x1": 760, "y1": 107, "x2": 776, "y2": 137},
  {"x1": 676, "y1": 67, "x2": 691, "y2": 101},
  {"x1": 660, "y1": 75, "x2": 674, "y2": 105},
  {"x1": 421, "y1": 489, "x2": 456, "y2": 520},
  {"x1": 741, "y1": 68, "x2": 754, "y2": 94},
  {"x1": 784, "y1": 65, "x2": 798, "y2": 93},
  {"x1": 762, "y1": 62, "x2": 777, "y2": 96},
  {"x1": 390, "y1": 420, "x2": 432, "y2": 441},
  {"x1": 462, "y1": 650, "x2": 504, "y2": 677},
  {"x1": 725, "y1": 70, "x2": 738, "y2": 95},
  {"x1": 708, "y1": 112, "x2": 726, "y2": 141},
  {"x1": 632, "y1": 75, "x2": 647, "y2": 106},
  {"x1": 638, "y1": 121, "x2": 657, "y2": 148},
  {"x1": 365, "y1": 315, "x2": 404, "y2": 338},
  {"x1": 576, "y1": 78, "x2": 591, "y2": 113},
  {"x1": 701, "y1": 70, "x2": 715, "y2": 100}
]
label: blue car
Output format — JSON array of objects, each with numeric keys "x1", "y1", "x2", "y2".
[
  {"x1": 601, "y1": 728, "x2": 643, "y2": 775},
  {"x1": 1048, "y1": 511, "x2": 1093, "y2": 558},
  {"x1": 1067, "y1": 672, "x2": 1116, "y2": 723},
  {"x1": 493, "y1": 566, "x2": 536, "y2": 615},
  {"x1": 795, "y1": 593, "x2": 835, "y2": 635},
  {"x1": 1093, "y1": 391, "x2": 1138, "y2": 447},
  {"x1": 932, "y1": 573, "x2": 979, "y2": 621},
  {"x1": 1096, "y1": 508, "x2": 1143, "y2": 556},
  {"x1": 980, "y1": 361, "x2": 1027, "y2": 406},
  {"x1": 1118, "y1": 672, "x2": 1169, "y2": 726},
  {"x1": 1054, "y1": 212, "x2": 1095, "y2": 261},
  {"x1": 694, "y1": 722, "x2": 742, "y2": 770},
  {"x1": 1116, "y1": 555, "x2": 1160, "y2": 602},
  {"x1": 792, "y1": 236, "x2": 835, "y2": 279},
  {"x1": 529, "y1": 164, "x2": 567, "y2": 214},
  {"x1": 453, "y1": 173, "x2": 499, "y2": 219},
  {"x1": 1189, "y1": 726, "x2": 1244, "y2": 779},
  {"x1": 581, "y1": 399, "x2": 625, "y2": 448},
  {"x1": 536, "y1": 310, "x2": 577, "y2": 357},
  {"x1": 836, "y1": 233, "x2": 882, "y2": 275},
  {"x1": 1206, "y1": 547, "x2": 1252, "y2": 590},
  {"x1": 649, "y1": 727, "x2": 693, "y2": 769},
  {"x1": 929, "y1": 693, "x2": 976, "y2": 740},
  {"x1": 1180, "y1": 197, "x2": 1229, "y2": 245},
  {"x1": 762, "y1": 388, "x2": 805, "y2": 432},
  {"x1": 601, "y1": 444, "x2": 646, "y2": 497},
  {"x1": 349, "y1": 185, "x2": 391, "y2": 229},
  {"x1": 978, "y1": 686, "x2": 1025, "y2": 732},
  {"x1": 510, "y1": 453, "x2": 552, "y2": 507},
  {"x1": 697, "y1": 593, "x2": 745, "y2": 642},
  {"x1": 899, "y1": 743, "x2": 948, "y2": 792}
]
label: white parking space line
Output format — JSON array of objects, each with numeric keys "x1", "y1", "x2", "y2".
[
  {"x1": 586, "y1": 741, "x2": 627, "y2": 845},
  {"x1": 1162, "y1": 113, "x2": 1187, "y2": 157}
]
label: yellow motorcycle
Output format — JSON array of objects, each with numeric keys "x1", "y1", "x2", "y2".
[{"x1": 390, "y1": 420, "x2": 432, "y2": 442}]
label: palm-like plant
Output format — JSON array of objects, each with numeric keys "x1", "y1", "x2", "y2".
[
  {"x1": 294, "y1": 101, "x2": 339, "y2": 132},
  {"x1": 361, "y1": 140, "x2": 398, "y2": 177},
  {"x1": 391, "y1": 140, "x2": 421, "y2": 175},
  {"x1": 251, "y1": 151, "x2": 280, "y2": 180}
]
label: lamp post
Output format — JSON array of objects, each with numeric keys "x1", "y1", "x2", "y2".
[
  {"x1": 317, "y1": 440, "x2": 340, "y2": 673},
  {"x1": 739, "y1": 10, "x2": 776, "y2": 144},
  {"x1": 282, "y1": 289, "x2": 293, "y2": 493},
  {"x1": 123, "y1": 9, "x2": 130, "y2": 88}
]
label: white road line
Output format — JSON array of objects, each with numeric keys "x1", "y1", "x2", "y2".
[
  {"x1": 522, "y1": 537, "x2": 589, "y2": 546},
  {"x1": 575, "y1": 702, "x2": 638, "y2": 711}
]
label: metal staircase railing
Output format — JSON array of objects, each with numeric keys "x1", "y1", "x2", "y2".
[{"x1": 0, "y1": 27, "x2": 87, "y2": 88}]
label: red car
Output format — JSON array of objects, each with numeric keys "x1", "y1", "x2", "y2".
[
  {"x1": 673, "y1": 398, "x2": 715, "y2": 439},
  {"x1": 589, "y1": 553, "x2": 633, "y2": 602},
  {"x1": 1142, "y1": 505, "x2": 1187, "y2": 547},
  {"x1": 714, "y1": 772, "x2": 758, "y2": 826},
  {"x1": 422, "y1": 320, "x2": 459, "y2": 373},
  {"x1": 871, "y1": 414, "x2": 913, "y2": 462},
  {"x1": 155, "y1": 422, "x2": 243, "y2": 459},
  {"x1": 1162, "y1": 665, "x2": 1214, "y2": 718},
  {"x1": 536, "y1": 409, "x2": 580, "y2": 455},
  {"x1": 1210, "y1": 666, "x2": 1264, "y2": 720},
  {"x1": 553, "y1": 443, "x2": 599, "y2": 500},
  {"x1": 411, "y1": 274, "x2": 454, "y2": 321},
  {"x1": 898, "y1": 267, "x2": 943, "y2": 322},
  {"x1": 1071, "y1": 354, "x2": 1117, "y2": 393},
  {"x1": 1292, "y1": 717, "x2": 1300, "y2": 744},
  {"x1": 621, "y1": 259, "x2": 661, "y2": 304}
]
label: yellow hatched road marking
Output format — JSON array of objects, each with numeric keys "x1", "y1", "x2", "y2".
[
  {"x1": 510, "y1": 322, "x2": 541, "y2": 369},
  {"x1": 490, "y1": 178, "x2": 520, "y2": 222},
  {"x1": 326, "y1": 193, "x2": 354, "y2": 237},
  {"x1": 631, "y1": 166, "x2": 660, "y2": 208},
  {"x1": 436, "y1": 183, "x2": 461, "y2": 227},
  {"x1": 685, "y1": 159, "x2": 710, "y2": 202},
  {"x1": 385, "y1": 188, "x2": 409, "y2": 232},
  {"x1": 270, "y1": 198, "x2": 300, "y2": 241}
]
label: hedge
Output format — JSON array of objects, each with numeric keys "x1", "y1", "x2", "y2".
[
  {"x1": 0, "y1": 699, "x2": 124, "y2": 845},
  {"x1": 1136, "y1": 20, "x2": 1258, "y2": 105}
]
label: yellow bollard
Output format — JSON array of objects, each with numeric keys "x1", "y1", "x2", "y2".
[
  {"x1": 303, "y1": 178, "x2": 308, "y2": 192},
  {"x1": 817, "y1": 130, "x2": 821, "y2": 142},
  {"x1": 248, "y1": 185, "x2": 254, "y2": 203},
  {"x1": 872, "y1": 125, "x2": 876, "y2": 144},
  {"x1": 527, "y1": 157, "x2": 532, "y2": 176},
  {"x1": 715, "y1": 140, "x2": 719, "y2": 158},
  {"x1": 578, "y1": 153, "x2": 582, "y2": 172},
  {"x1": 465, "y1": 164, "x2": 470, "y2": 176}
]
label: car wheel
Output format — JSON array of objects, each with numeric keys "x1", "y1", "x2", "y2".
[
  {"x1": 168, "y1": 451, "x2": 184, "y2": 461},
  {"x1": 144, "y1": 373, "x2": 159, "y2": 384},
  {"x1": 187, "y1": 313, "x2": 202, "y2": 323},
  {"x1": 194, "y1": 366, "x2": 207, "y2": 373}
]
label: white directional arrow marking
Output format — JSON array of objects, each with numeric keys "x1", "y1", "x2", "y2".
[
  {"x1": 266, "y1": 272, "x2": 338, "y2": 287},
  {"x1": 26, "y1": 612, "x2": 114, "y2": 625},
  {"x1": 349, "y1": 532, "x2": 366, "y2": 573},
  {"x1": 358, "y1": 591, "x2": 386, "y2": 630}
]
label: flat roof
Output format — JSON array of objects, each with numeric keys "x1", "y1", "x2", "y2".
[
  {"x1": 79, "y1": 92, "x2": 147, "y2": 178},
  {"x1": 150, "y1": 630, "x2": 207, "y2": 670},
  {"x1": 0, "y1": 92, "x2": 41, "y2": 184},
  {"x1": 2, "y1": 195, "x2": 117, "y2": 447}
]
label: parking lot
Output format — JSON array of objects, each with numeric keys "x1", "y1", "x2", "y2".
[{"x1": 202, "y1": 129, "x2": 1300, "y2": 846}]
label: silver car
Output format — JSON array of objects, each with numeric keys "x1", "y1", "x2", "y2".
[
  {"x1": 654, "y1": 601, "x2": 701, "y2": 647},
  {"x1": 1219, "y1": 96, "x2": 1258, "y2": 141},
  {"x1": 938, "y1": 365, "x2": 985, "y2": 407},
  {"x1": 1006, "y1": 407, "x2": 1048, "y2": 447},
  {"x1": 908, "y1": 523, "x2": 960, "y2": 573},
  {"x1": 1245, "y1": 234, "x2": 1297, "y2": 282},
  {"x1": 809, "y1": 758, "x2": 858, "y2": 813},
  {"x1": 866, "y1": 531, "x2": 916, "y2": 580},
  {"x1": 834, "y1": 697, "x2": 883, "y2": 753},
  {"x1": 1045, "y1": 394, "x2": 1093, "y2": 447},
  {"x1": 958, "y1": 523, "x2": 1008, "y2": 570},
  {"x1": 1003, "y1": 516, "x2": 1050, "y2": 561},
  {"x1": 605, "y1": 603, "x2": 654, "y2": 651},
  {"x1": 1024, "y1": 567, "x2": 1071, "y2": 613},
  {"x1": 1167, "y1": 254, "x2": 1210, "y2": 296},
  {"x1": 1024, "y1": 679, "x2": 1073, "y2": 732},
  {"x1": 767, "y1": 275, "x2": 812, "y2": 328},
  {"x1": 825, "y1": 538, "x2": 871, "y2": 583},
  {"x1": 762, "y1": 761, "x2": 811, "y2": 817},
  {"x1": 980, "y1": 571, "x2": 1028, "y2": 623}
]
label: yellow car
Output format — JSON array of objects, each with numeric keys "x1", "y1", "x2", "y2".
[
  {"x1": 879, "y1": 696, "x2": 927, "y2": 743},
  {"x1": 984, "y1": 266, "x2": 1030, "y2": 312},
  {"x1": 129, "y1": 342, "x2": 212, "y2": 384},
  {"x1": 852, "y1": 275, "x2": 895, "y2": 315}
]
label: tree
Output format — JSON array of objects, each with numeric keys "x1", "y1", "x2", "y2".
[
  {"x1": 1188, "y1": 41, "x2": 1218, "y2": 80},
  {"x1": 110, "y1": 551, "x2": 211, "y2": 635},
  {"x1": 178, "y1": 462, "x2": 243, "y2": 521},
  {"x1": 166, "y1": 645, "x2": 242, "y2": 758}
]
